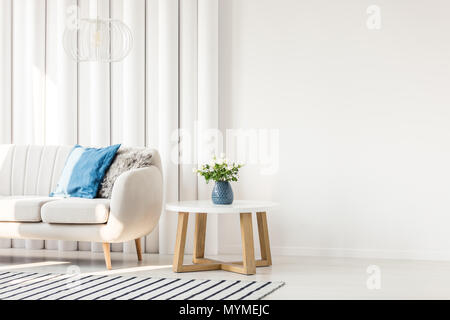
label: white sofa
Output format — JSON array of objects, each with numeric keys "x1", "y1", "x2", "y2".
[{"x1": 0, "y1": 145, "x2": 163, "y2": 269}]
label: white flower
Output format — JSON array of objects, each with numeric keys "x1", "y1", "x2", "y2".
[
  {"x1": 216, "y1": 158, "x2": 223, "y2": 165},
  {"x1": 192, "y1": 168, "x2": 198, "y2": 173},
  {"x1": 220, "y1": 153, "x2": 226, "y2": 159},
  {"x1": 209, "y1": 160, "x2": 216, "y2": 167}
]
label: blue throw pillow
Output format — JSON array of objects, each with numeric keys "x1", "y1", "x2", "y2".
[{"x1": 50, "y1": 144, "x2": 121, "y2": 199}]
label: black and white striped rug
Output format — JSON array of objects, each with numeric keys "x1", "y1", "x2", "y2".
[{"x1": 0, "y1": 271, "x2": 284, "y2": 300}]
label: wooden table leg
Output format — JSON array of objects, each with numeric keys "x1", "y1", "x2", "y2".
[
  {"x1": 171, "y1": 211, "x2": 269, "y2": 275},
  {"x1": 240, "y1": 212, "x2": 256, "y2": 275},
  {"x1": 102, "y1": 242, "x2": 112, "y2": 270},
  {"x1": 256, "y1": 211, "x2": 272, "y2": 266},
  {"x1": 135, "y1": 238, "x2": 143, "y2": 261},
  {"x1": 173, "y1": 212, "x2": 189, "y2": 272},
  {"x1": 193, "y1": 213, "x2": 207, "y2": 263}
]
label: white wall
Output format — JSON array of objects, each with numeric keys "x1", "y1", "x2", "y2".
[{"x1": 218, "y1": 0, "x2": 450, "y2": 260}]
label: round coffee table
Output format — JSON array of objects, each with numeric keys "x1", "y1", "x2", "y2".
[{"x1": 165, "y1": 200, "x2": 279, "y2": 275}]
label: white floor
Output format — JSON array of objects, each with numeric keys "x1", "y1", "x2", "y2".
[{"x1": 1, "y1": 248, "x2": 450, "y2": 299}]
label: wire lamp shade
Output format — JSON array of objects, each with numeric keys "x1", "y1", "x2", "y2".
[{"x1": 63, "y1": 18, "x2": 133, "y2": 62}]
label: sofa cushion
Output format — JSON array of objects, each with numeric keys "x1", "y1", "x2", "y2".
[
  {"x1": 41, "y1": 198, "x2": 110, "y2": 224},
  {"x1": 97, "y1": 147, "x2": 154, "y2": 199},
  {"x1": 0, "y1": 196, "x2": 57, "y2": 222},
  {"x1": 50, "y1": 144, "x2": 121, "y2": 199}
]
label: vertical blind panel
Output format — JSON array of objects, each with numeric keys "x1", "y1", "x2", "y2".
[
  {"x1": 146, "y1": 0, "x2": 160, "y2": 150},
  {"x1": 198, "y1": 0, "x2": 219, "y2": 255},
  {"x1": 90, "y1": 0, "x2": 111, "y2": 148},
  {"x1": 158, "y1": 0, "x2": 180, "y2": 254},
  {"x1": 78, "y1": 0, "x2": 111, "y2": 149},
  {"x1": 179, "y1": 0, "x2": 199, "y2": 254},
  {"x1": 45, "y1": 0, "x2": 60, "y2": 147},
  {"x1": 121, "y1": 0, "x2": 146, "y2": 147},
  {"x1": 77, "y1": 0, "x2": 93, "y2": 148},
  {"x1": 46, "y1": 0, "x2": 78, "y2": 146},
  {"x1": 0, "y1": 0, "x2": 12, "y2": 146},
  {"x1": 110, "y1": 0, "x2": 124, "y2": 149},
  {"x1": 12, "y1": 0, "x2": 46, "y2": 146},
  {"x1": 145, "y1": 0, "x2": 160, "y2": 253}
]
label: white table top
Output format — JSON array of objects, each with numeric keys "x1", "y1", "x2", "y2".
[{"x1": 165, "y1": 200, "x2": 279, "y2": 214}]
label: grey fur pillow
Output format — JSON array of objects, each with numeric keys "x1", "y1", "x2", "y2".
[{"x1": 97, "y1": 147, "x2": 153, "y2": 199}]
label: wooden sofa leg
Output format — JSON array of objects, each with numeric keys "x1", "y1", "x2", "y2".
[
  {"x1": 102, "y1": 243, "x2": 112, "y2": 270},
  {"x1": 135, "y1": 238, "x2": 143, "y2": 261}
]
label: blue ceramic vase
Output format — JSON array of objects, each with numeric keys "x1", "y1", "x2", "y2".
[{"x1": 211, "y1": 181, "x2": 234, "y2": 205}]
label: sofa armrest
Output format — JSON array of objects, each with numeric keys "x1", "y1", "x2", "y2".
[{"x1": 102, "y1": 166, "x2": 163, "y2": 242}]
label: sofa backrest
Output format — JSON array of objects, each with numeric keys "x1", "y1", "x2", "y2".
[
  {"x1": 0, "y1": 145, "x2": 163, "y2": 197},
  {"x1": 0, "y1": 145, "x2": 73, "y2": 196}
]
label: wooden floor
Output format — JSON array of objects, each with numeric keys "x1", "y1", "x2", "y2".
[{"x1": 1, "y1": 248, "x2": 450, "y2": 299}]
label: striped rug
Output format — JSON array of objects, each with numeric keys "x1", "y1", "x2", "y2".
[{"x1": 0, "y1": 271, "x2": 284, "y2": 300}]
